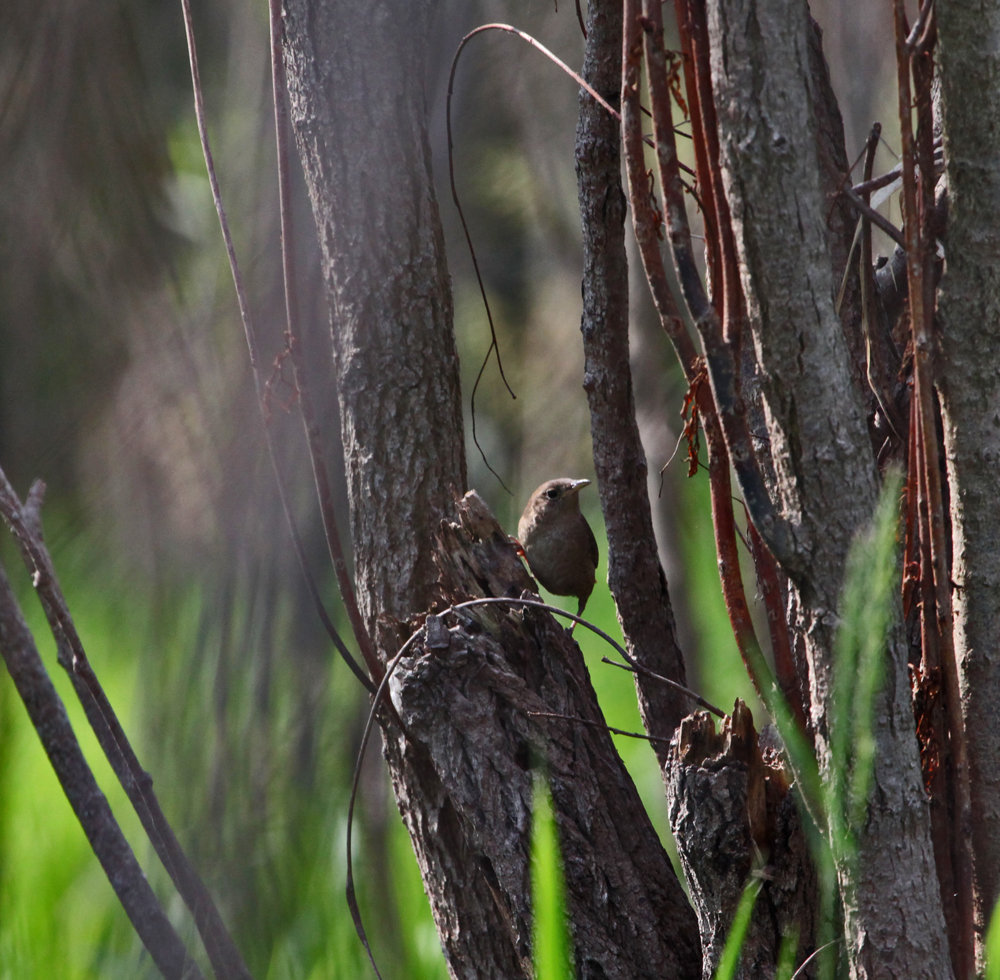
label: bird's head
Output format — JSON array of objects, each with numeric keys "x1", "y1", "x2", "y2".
[{"x1": 525, "y1": 478, "x2": 591, "y2": 519}]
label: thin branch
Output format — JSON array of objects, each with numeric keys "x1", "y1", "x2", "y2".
[
  {"x1": 266, "y1": 0, "x2": 382, "y2": 684},
  {"x1": 470, "y1": 342, "x2": 514, "y2": 495},
  {"x1": 671, "y1": 0, "x2": 724, "y2": 303},
  {"x1": 859, "y1": 123, "x2": 905, "y2": 443},
  {"x1": 529, "y1": 710, "x2": 673, "y2": 744},
  {"x1": 0, "y1": 559, "x2": 206, "y2": 980},
  {"x1": 913, "y1": 396, "x2": 958, "y2": 954},
  {"x1": 446, "y1": 28, "x2": 537, "y2": 403},
  {"x1": 790, "y1": 939, "x2": 844, "y2": 980},
  {"x1": 747, "y1": 520, "x2": 807, "y2": 731},
  {"x1": 848, "y1": 147, "x2": 941, "y2": 204},
  {"x1": 620, "y1": 1, "x2": 699, "y2": 380},
  {"x1": 180, "y1": 0, "x2": 376, "y2": 693},
  {"x1": 0, "y1": 473, "x2": 252, "y2": 980},
  {"x1": 840, "y1": 183, "x2": 907, "y2": 250},
  {"x1": 851, "y1": 167, "x2": 904, "y2": 198},
  {"x1": 906, "y1": 0, "x2": 936, "y2": 51},
  {"x1": 601, "y1": 657, "x2": 726, "y2": 718},
  {"x1": 445, "y1": 23, "x2": 624, "y2": 491}
]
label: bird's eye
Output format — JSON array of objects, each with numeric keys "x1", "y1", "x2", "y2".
[{"x1": 545, "y1": 487, "x2": 560, "y2": 500}]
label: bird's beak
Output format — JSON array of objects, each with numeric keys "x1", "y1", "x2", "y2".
[{"x1": 567, "y1": 479, "x2": 591, "y2": 495}]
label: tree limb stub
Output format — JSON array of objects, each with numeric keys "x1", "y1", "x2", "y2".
[{"x1": 667, "y1": 702, "x2": 817, "y2": 979}]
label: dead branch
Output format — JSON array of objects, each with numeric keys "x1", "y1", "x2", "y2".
[{"x1": 0, "y1": 559, "x2": 206, "y2": 980}]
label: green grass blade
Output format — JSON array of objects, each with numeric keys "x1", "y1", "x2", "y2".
[
  {"x1": 775, "y1": 927, "x2": 799, "y2": 980},
  {"x1": 712, "y1": 877, "x2": 762, "y2": 980},
  {"x1": 531, "y1": 773, "x2": 572, "y2": 980},
  {"x1": 846, "y1": 467, "x2": 903, "y2": 830},
  {"x1": 986, "y1": 894, "x2": 1000, "y2": 980}
]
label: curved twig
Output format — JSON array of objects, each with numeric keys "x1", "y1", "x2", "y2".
[
  {"x1": 601, "y1": 657, "x2": 725, "y2": 718},
  {"x1": 528, "y1": 710, "x2": 674, "y2": 744},
  {"x1": 446, "y1": 24, "x2": 621, "y2": 488}
]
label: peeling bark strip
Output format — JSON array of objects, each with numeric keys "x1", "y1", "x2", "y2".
[
  {"x1": 705, "y1": 1, "x2": 952, "y2": 977},
  {"x1": 667, "y1": 703, "x2": 816, "y2": 979},
  {"x1": 387, "y1": 492, "x2": 700, "y2": 980}
]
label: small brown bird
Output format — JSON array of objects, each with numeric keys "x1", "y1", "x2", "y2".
[{"x1": 517, "y1": 478, "x2": 599, "y2": 617}]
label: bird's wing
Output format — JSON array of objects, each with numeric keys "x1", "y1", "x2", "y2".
[{"x1": 586, "y1": 517, "x2": 599, "y2": 569}]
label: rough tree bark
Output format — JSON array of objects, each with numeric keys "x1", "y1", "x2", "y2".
[
  {"x1": 281, "y1": 1, "x2": 699, "y2": 977},
  {"x1": 281, "y1": 2, "x2": 516, "y2": 976},
  {"x1": 936, "y1": 1, "x2": 1000, "y2": 947},
  {"x1": 282, "y1": 0, "x2": 466, "y2": 636},
  {"x1": 667, "y1": 706, "x2": 817, "y2": 979},
  {"x1": 706, "y1": 1, "x2": 952, "y2": 978}
]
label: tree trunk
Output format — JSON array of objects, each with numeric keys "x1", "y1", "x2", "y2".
[
  {"x1": 281, "y1": 2, "x2": 699, "y2": 977},
  {"x1": 281, "y1": 2, "x2": 511, "y2": 976},
  {"x1": 706, "y1": 1, "x2": 952, "y2": 977},
  {"x1": 936, "y1": 1, "x2": 1000, "y2": 950},
  {"x1": 282, "y1": 0, "x2": 466, "y2": 636},
  {"x1": 392, "y1": 492, "x2": 700, "y2": 980}
]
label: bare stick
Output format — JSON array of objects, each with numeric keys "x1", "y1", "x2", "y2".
[
  {"x1": 601, "y1": 657, "x2": 726, "y2": 718},
  {"x1": 840, "y1": 183, "x2": 907, "y2": 250},
  {"x1": 0, "y1": 473, "x2": 252, "y2": 980},
  {"x1": 528, "y1": 710, "x2": 674, "y2": 745},
  {"x1": 859, "y1": 123, "x2": 905, "y2": 443},
  {"x1": 747, "y1": 520, "x2": 807, "y2": 731},
  {"x1": 653, "y1": 0, "x2": 799, "y2": 577},
  {"x1": 849, "y1": 143, "x2": 941, "y2": 199},
  {"x1": 0, "y1": 559, "x2": 205, "y2": 980},
  {"x1": 620, "y1": 0, "x2": 700, "y2": 381}
]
